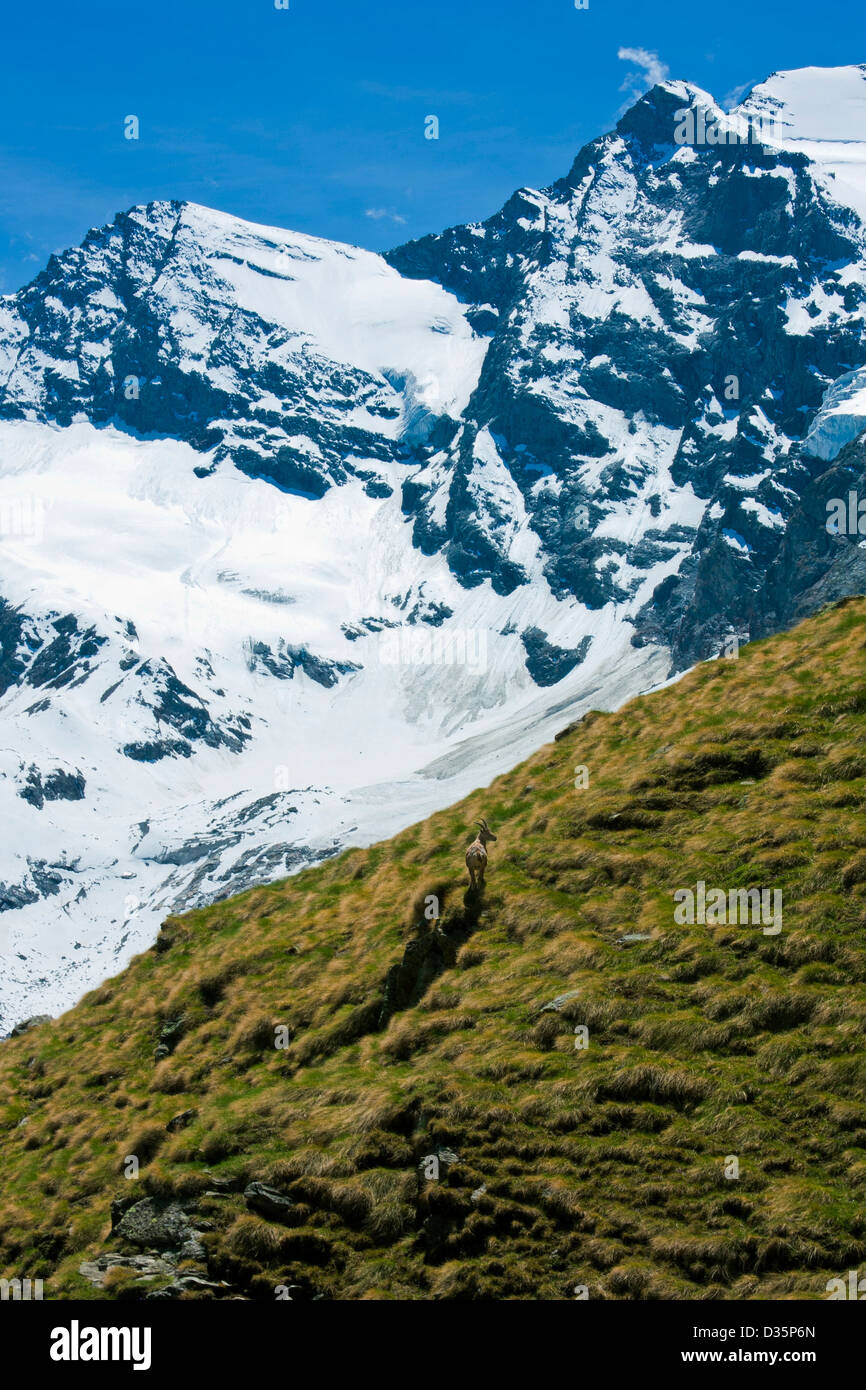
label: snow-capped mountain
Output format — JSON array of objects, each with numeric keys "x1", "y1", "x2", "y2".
[
  {"x1": 2, "y1": 65, "x2": 866, "y2": 1028},
  {"x1": 386, "y1": 65, "x2": 866, "y2": 665}
]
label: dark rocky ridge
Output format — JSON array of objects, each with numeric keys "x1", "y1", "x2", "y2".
[{"x1": 386, "y1": 82, "x2": 866, "y2": 668}]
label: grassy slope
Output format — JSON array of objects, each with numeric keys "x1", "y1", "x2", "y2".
[{"x1": 2, "y1": 598, "x2": 866, "y2": 1301}]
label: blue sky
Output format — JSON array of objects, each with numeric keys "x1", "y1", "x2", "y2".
[{"x1": 0, "y1": 0, "x2": 863, "y2": 292}]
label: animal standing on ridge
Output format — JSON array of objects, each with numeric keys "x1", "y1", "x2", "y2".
[{"x1": 466, "y1": 818, "x2": 497, "y2": 889}]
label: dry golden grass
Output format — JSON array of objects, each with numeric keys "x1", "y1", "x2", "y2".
[{"x1": 1, "y1": 598, "x2": 866, "y2": 1299}]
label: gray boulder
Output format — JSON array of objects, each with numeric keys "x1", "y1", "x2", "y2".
[
  {"x1": 166, "y1": 1109, "x2": 197, "y2": 1133},
  {"x1": 537, "y1": 990, "x2": 581, "y2": 1014},
  {"x1": 9, "y1": 1015, "x2": 52, "y2": 1037},
  {"x1": 243, "y1": 1181, "x2": 295, "y2": 1221},
  {"x1": 79, "y1": 1253, "x2": 173, "y2": 1288},
  {"x1": 114, "y1": 1198, "x2": 195, "y2": 1250}
]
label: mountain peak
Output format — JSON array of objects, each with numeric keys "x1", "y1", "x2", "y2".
[{"x1": 615, "y1": 79, "x2": 722, "y2": 153}]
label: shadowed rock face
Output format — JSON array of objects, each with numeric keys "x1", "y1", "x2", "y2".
[
  {"x1": 0, "y1": 203, "x2": 413, "y2": 501},
  {"x1": 386, "y1": 80, "x2": 866, "y2": 668}
]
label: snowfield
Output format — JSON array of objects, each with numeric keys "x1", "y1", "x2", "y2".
[
  {"x1": 736, "y1": 65, "x2": 866, "y2": 221},
  {"x1": 0, "y1": 417, "x2": 670, "y2": 1025}
]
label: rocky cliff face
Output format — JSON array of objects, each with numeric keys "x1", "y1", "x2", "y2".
[
  {"x1": 1, "y1": 66, "x2": 865, "y2": 1027},
  {"x1": 0, "y1": 200, "x2": 487, "y2": 498},
  {"x1": 386, "y1": 70, "x2": 866, "y2": 668}
]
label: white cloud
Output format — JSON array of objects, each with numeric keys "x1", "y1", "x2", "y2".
[
  {"x1": 617, "y1": 46, "x2": 670, "y2": 102},
  {"x1": 722, "y1": 80, "x2": 757, "y2": 112},
  {"x1": 364, "y1": 207, "x2": 407, "y2": 225}
]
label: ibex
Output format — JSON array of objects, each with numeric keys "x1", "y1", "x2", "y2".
[{"x1": 465, "y1": 818, "x2": 497, "y2": 889}]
